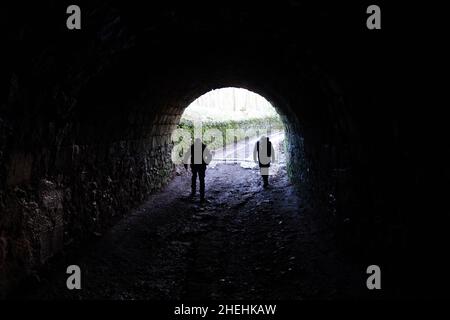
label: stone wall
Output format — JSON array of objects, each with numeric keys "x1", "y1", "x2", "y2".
[{"x1": 0, "y1": 130, "x2": 175, "y2": 294}]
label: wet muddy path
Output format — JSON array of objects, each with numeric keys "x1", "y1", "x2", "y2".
[{"x1": 18, "y1": 159, "x2": 363, "y2": 300}]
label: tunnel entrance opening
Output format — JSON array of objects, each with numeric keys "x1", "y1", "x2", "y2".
[
  {"x1": 171, "y1": 87, "x2": 289, "y2": 198},
  {"x1": 174, "y1": 87, "x2": 285, "y2": 168}
]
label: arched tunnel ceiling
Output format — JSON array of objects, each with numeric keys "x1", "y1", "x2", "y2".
[{"x1": 3, "y1": 1, "x2": 384, "y2": 145}]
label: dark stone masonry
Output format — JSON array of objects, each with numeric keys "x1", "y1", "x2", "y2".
[{"x1": 0, "y1": 1, "x2": 447, "y2": 299}]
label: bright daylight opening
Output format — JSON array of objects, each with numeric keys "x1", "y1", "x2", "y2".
[{"x1": 175, "y1": 87, "x2": 286, "y2": 172}]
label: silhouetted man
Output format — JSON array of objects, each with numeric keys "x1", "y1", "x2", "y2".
[
  {"x1": 254, "y1": 135, "x2": 275, "y2": 187},
  {"x1": 184, "y1": 138, "x2": 212, "y2": 201}
]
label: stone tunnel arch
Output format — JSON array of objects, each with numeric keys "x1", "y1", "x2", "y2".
[
  {"x1": 136, "y1": 69, "x2": 345, "y2": 195},
  {"x1": 132, "y1": 82, "x2": 314, "y2": 201},
  {"x1": 0, "y1": 1, "x2": 376, "y2": 297},
  {"x1": 1, "y1": 62, "x2": 353, "y2": 294}
]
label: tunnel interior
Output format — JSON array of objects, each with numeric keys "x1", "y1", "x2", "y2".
[{"x1": 1, "y1": 1, "x2": 447, "y2": 299}]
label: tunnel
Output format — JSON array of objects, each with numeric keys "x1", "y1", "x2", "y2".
[{"x1": 1, "y1": 1, "x2": 448, "y2": 300}]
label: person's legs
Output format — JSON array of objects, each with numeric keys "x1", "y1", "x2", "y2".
[
  {"x1": 199, "y1": 169, "x2": 206, "y2": 201},
  {"x1": 262, "y1": 174, "x2": 269, "y2": 187},
  {"x1": 260, "y1": 166, "x2": 269, "y2": 187},
  {"x1": 191, "y1": 168, "x2": 198, "y2": 196}
]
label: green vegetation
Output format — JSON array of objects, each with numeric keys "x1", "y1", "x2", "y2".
[{"x1": 177, "y1": 116, "x2": 284, "y2": 151}]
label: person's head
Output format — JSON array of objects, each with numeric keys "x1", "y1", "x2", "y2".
[
  {"x1": 260, "y1": 135, "x2": 267, "y2": 142},
  {"x1": 194, "y1": 138, "x2": 202, "y2": 145}
]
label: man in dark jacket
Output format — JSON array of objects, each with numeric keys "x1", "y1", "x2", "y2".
[
  {"x1": 184, "y1": 138, "x2": 212, "y2": 201},
  {"x1": 253, "y1": 135, "x2": 276, "y2": 187}
]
